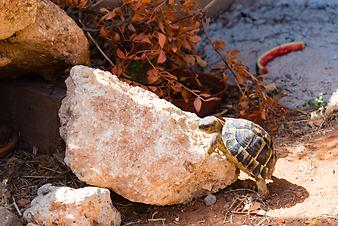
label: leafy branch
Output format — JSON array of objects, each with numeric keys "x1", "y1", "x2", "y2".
[{"x1": 55, "y1": 0, "x2": 286, "y2": 121}]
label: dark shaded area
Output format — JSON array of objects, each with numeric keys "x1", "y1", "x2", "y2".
[
  {"x1": 267, "y1": 176, "x2": 309, "y2": 209},
  {"x1": 0, "y1": 76, "x2": 66, "y2": 154}
]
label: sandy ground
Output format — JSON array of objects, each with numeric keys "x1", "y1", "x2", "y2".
[
  {"x1": 268, "y1": 121, "x2": 338, "y2": 219},
  {"x1": 202, "y1": 0, "x2": 338, "y2": 109}
]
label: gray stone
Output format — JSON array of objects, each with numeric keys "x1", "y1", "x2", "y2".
[
  {"x1": 204, "y1": 194, "x2": 217, "y2": 206},
  {"x1": 0, "y1": 207, "x2": 22, "y2": 226}
]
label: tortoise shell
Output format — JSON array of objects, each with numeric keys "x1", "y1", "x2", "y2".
[{"x1": 221, "y1": 118, "x2": 276, "y2": 180}]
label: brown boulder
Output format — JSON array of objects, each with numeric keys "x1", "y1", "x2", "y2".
[{"x1": 0, "y1": 0, "x2": 89, "y2": 80}]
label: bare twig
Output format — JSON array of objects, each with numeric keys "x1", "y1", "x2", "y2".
[
  {"x1": 86, "y1": 32, "x2": 115, "y2": 66},
  {"x1": 148, "y1": 218, "x2": 166, "y2": 222},
  {"x1": 124, "y1": 220, "x2": 142, "y2": 226},
  {"x1": 22, "y1": 175, "x2": 56, "y2": 179},
  {"x1": 202, "y1": 0, "x2": 219, "y2": 13},
  {"x1": 12, "y1": 197, "x2": 22, "y2": 216},
  {"x1": 201, "y1": 17, "x2": 246, "y2": 96},
  {"x1": 86, "y1": 29, "x2": 138, "y2": 82}
]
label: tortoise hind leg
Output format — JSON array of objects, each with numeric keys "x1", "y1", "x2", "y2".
[{"x1": 256, "y1": 178, "x2": 269, "y2": 199}]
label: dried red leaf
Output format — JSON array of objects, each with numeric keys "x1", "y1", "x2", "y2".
[
  {"x1": 171, "y1": 83, "x2": 182, "y2": 92},
  {"x1": 212, "y1": 40, "x2": 225, "y2": 49},
  {"x1": 157, "y1": 50, "x2": 166, "y2": 64},
  {"x1": 111, "y1": 65, "x2": 124, "y2": 76},
  {"x1": 190, "y1": 35, "x2": 201, "y2": 44},
  {"x1": 159, "y1": 22, "x2": 165, "y2": 33},
  {"x1": 171, "y1": 46, "x2": 178, "y2": 53},
  {"x1": 184, "y1": 55, "x2": 195, "y2": 66},
  {"x1": 132, "y1": 33, "x2": 152, "y2": 44},
  {"x1": 146, "y1": 69, "x2": 160, "y2": 84},
  {"x1": 181, "y1": 88, "x2": 190, "y2": 103},
  {"x1": 158, "y1": 33, "x2": 166, "y2": 49},
  {"x1": 182, "y1": 38, "x2": 192, "y2": 51},
  {"x1": 116, "y1": 48, "x2": 126, "y2": 59},
  {"x1": 193, "y1": 97, "x2": 202, "y2": 112},
  {"x1": 195, "y1": 55, "x2": 207, "y2": 68}
]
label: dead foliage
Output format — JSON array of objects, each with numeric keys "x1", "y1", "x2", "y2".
[
  {"x1": 54, "y1": 0, "x2": 286, "y2": 122},
  {"x1": 0, "y1": 150, "x2": 85, "y2": 214}
]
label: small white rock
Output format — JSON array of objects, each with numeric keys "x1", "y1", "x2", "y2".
[
  {"x1": 204, "y1": 194, "x2": 217, "y2": 206},
  {"x1": 23, "y1": 184, "x2": 121, "y2": 226}
]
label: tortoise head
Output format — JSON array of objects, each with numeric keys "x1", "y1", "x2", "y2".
[{"x1": 199, "y1": 116, "x2": 224, "y2": 134}]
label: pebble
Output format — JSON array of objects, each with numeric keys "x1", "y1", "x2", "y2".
[{"x1": 204, "y1": 194, "x2": 217, "y2": 206}]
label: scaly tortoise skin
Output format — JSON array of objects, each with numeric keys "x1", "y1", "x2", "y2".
[{"x1": 199, "y1": 116, "x2": 276, "y2": 198}]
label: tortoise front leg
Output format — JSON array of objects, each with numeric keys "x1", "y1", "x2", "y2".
[
  {"x1": 206, "y1": 133, "x2": 223, "y2": 155},
  {"x1": 256, "y1": 178, "x2": 269, "y2": 199}
]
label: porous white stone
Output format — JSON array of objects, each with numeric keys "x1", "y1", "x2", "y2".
[
  {"x1": 23, "y1": 184, "x2": 121, "y2": 226},
  {"x1": 59, "y1": 65, "x2": 238, "y2": 205}
]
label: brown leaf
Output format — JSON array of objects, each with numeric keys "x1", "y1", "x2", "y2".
[
  {"x1": 116, "y1": 48, "x2": 126, "y2": 59},
  {"x1": 229, "y1": 49, "x2": 240, "y2": 57},
  {"x1": 184, "y1": 55, "x2": 195, "y2": 66},
  {"x1": 113, "y1": 32, "x2": 120, "y2": 42},
  {"x1": 195, "y1": 55, "x2": 207, "y2": 67},
  {"x1": 146, "y1": 69, "x2": 160, "y2": 84},
  {"x1": 159, "y1": 22, "x2": 165, "y2": 33},
  {"x1": 212, "y1": 39, "x2": 225, "y2": 49},
  {"x1": 181, "y1": 88, "x2": 190, "y2": 103},
  {"x1": 211, "y1": 65, "x2": 225, "y2": 71},
  {"x1": 132, "y1": 13, "x2": 145, "y2": 21},
  {"x1": 157, "y1": 50, "x2": 166, "y2": 64},
  {"x1": 99, "y1": 27, "x2": 109, "y2": 38},
  {"x1": 239, "y1": 95, "x2": 250, "y2": 111},
  {"x1": 171, "y1": 46, "x2": 178, "y2": 53},
  {"x1": 193, "y1": 97, "x2": 202, "y2": 112},
  {"x1": 141, "y1": 0, "x2": 151, "y2": 4},
  {"x1": 132, "y1": 33, "x2": 151, "y2": 44},
  {"x1": 190, "y1": 35, "x2": 201, "y2": 44},
  {"x1": 182, "y1": 38, "x2": 192, "y2": 51},
  {"x1": 111, "y1": 65, "x2": 124, "y2": 76},
  {"x1": 128, "y1": 24, "x2": 136, "y2": 33},
  {"x1": 158, "y1": 33, "x2": 166, "y2": 49},
  {"x1": 103, "y1": 8, "x2": 120, "y2": 20},
  {"x1": 170, "y1": 24, "x2": 179, "y2": 30},
  {"x1": 261, "y1": 109, "x2": 267, "y2": 120},
  {"x1": 171, "y1": 83, "x2": 182, "y2": 92},
  {"x1": 16, "y1": 198, "x2": 31, "y2": 207}
]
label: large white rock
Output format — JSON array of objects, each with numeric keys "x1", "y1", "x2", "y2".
[
  {"x1": 59, "y1": 65, "x2": 237, "y2": 205},
  {"x1": 23, "y1": 184, "x2": 121, "y2": 226}
]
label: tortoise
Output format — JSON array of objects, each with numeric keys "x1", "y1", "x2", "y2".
[{"x1": 199, "y1": 116, "x2": 276, "y2": 198}]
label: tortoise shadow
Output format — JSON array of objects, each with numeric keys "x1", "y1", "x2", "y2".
[
  {"x1": 228, "y1": 176, "x2": 309, "y2": 209},
  {"x1": 266, "y1": 176, "x2": 309, "y2": 209}
]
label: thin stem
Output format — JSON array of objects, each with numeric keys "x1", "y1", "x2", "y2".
[{"x1": 201, "y1": 17, "x2": 246, "y2": 96}]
